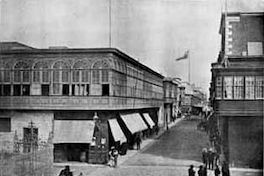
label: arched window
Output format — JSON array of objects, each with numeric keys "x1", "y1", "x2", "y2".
[
  {"x1": 92, "y1": 60, "x2": 110, "y2": 96},
  {"x1": 72, "y1": 60, "x2": 90, "y2": 96},
  {"x1": 13, "y1": 61, "x2": 31, "y2": 96},
  {"x1": 0, "y1": 62, "x2": 12, "y2": 96},
  {"x1": 52, "y1": 61, "x2": 70, "y2": 95},
  {"x1": 32, "y1": 61, "x2": 50, "y2": 96}
]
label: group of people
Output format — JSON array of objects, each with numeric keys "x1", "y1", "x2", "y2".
[
  {"x1": 202, "y1": 147, "x2": 219, "y2": 170},
  {"x1": 188, "y1": 164, "x2": 226, "y2": 176}
]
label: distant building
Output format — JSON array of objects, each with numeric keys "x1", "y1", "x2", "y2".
[
  {"x1": 210, "y1": 12, "x2": 263, "y2": 168},
  {"x1": 163, "y1": 77, "x2": 181, "y2": 128},
  {"x1": 0, "y1": 42, "x2": 164, "y2": 164}
]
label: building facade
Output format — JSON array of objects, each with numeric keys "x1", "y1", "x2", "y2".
[
  {"x1": 0, "y1": 42, "x2": 164, "y2": 164},
  {"x1": 210, "y1": 12, "x2": 263, "y2": 169}
]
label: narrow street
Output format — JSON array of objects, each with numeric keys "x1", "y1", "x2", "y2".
[{"x1": 88, "y1": 116, "x2": 213, "y2": 176}]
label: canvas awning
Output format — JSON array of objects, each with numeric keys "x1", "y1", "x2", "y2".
[
  {"x1": 108, "y1": 119, "x2": 127, "y2": 143},
  {"x1": 53, "y1": 120, "x2": 95, "y2": 143},
  {"x1": 120, "y1": 113, "x2": 148, "y2": 134},
  {"x1": 142, "y1": 113, "x2": 155, "y2": 128}
]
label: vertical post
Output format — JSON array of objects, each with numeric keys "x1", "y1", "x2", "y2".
[
  {"x1": 109, "y1": 0, "x2": 112, "y2": 48},
  {"x1": 188, "y1": 51, "x2": 191, "y2": 83}
]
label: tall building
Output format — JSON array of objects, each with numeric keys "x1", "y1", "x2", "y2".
[
  {"x1": 0, "y1": 42, "x2": 164, "y2": 164},
  {"x1": 210, "y1": 12, "x2": 263, "y2": 169}
]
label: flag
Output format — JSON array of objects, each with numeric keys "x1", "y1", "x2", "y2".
[{"x1": 175, "y1": 50, "x2": 189, "y2": 61}]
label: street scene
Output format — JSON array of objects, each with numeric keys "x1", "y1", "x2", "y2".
[{"x1": 0, "y1": 0, "x2": 263, "y2": 176}]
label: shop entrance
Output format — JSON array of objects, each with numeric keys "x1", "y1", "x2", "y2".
[{"x1": 54, "y1": 143, "x2": 89, "y2": 162}]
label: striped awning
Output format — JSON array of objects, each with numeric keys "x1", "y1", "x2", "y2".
[
  {"x1": 120, "y1": 113, "x2": 148, "y2": 134},
  {"x1": 143, "y1": 113, "x2": 155, "y2": 128},
  {"x1": 108, "y1": 119, "x2": 127, "y2": 143},
  {"x1": 53, "y1": 120, "x2": 95, "y2": 143}
]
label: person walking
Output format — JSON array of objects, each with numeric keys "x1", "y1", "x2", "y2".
[
  {"x1": 135, "y1": 134, "x2": 142, "y2": 150},
  {"x1": 214, "y1": 165, "x2": 220, "y2": 176},
  {"x1": 202, "y1": 148, "x2": 208, "y2": 168},
  {"x1": 221, "y1": 162, "x2": 230, "y2": 176},
  {"x1": 108, "y1": 146, "x2": 119, "y2": 167},
  {"x1": 208, "y1": 148, "x2": 215, "y2": 170},
  {"x1": 198, "y1": 165, "x2": 203, "y2": 176},
  {"x1": 203, "y1": 165, "x2": 207, "y2": 176},
  {"x1": 188, "y1": 165, "x2": 195, "y2": 176}
]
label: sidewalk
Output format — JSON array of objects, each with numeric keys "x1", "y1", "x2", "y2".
[{"x1": 230, "y1": 167, "x2": 263, "y2": 176}]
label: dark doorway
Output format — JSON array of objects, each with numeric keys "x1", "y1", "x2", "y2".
[
  {"x1": 102, "y1": 84, "x2": 109, "y2": 96},
  {"x1": 23, "y1": 127, "x2": 38, "y2": 153}
]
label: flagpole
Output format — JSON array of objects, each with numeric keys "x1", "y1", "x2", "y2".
[
  {"x1": 188, "y1": 51, "x2": 190, "y2": 83},
  {"x1": 109, "y1": 0, "x2": 112, "y2": 48}
]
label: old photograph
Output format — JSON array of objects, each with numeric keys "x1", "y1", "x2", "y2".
[{"x1": 0, "y1": 0, "x2": 263, "y2": 175}]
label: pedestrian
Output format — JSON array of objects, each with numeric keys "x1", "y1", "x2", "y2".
[
  {"x1": 108, "y1": 146, "x2": 119, "y2": 167},
  {"x1": 58, "y1": 165, "x2": 73, "y2": 176},
  {"x1": 188, "y1": 165, "x2": 195, "y2": 176},
  {"x1": 208, "y1": 148, "x2": 214, "y2": 170},
  {"x1": 214, "y1": 165, "x2": 220, "y2": 176},
  {"x1": 135, "y1": 134, "x2": 142, "y2": 150},
  {"x1": 202, "y1": 148, "x2": 208, "y2": 167},
  {"x1": 198, "y1": 165, "x2": 203, "y2": 176},
  {"x1": 221, "y1": 162, "x2": 230, "y2": 176},
  {"x1": 203, "y1": 165, "x2": 207, "y2": 176}
]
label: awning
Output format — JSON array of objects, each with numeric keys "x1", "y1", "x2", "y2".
[
  {"x1": 53, "y1": 120, "x2": 95, "y2": 143},
  {"x1": 108, "y1": 119, "x2": 127, "y2": 143},
  {"x1": 142, "y1": 113, "x2": 155, "y2": 128},
  {"x1": 120, "y1": 113, "x2": 148, "y2": 134}
]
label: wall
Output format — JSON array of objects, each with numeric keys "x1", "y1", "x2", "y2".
[{"x1": 228, "y1": 116, "x2": 263, "y2": 169}]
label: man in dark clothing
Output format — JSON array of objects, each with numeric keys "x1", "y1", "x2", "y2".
[
  {"x1": 222, "y1": 162, "x2": 230, "y2": 176},
  {"x1": 135, "y1": 134, "x2": 142, "y2": 150},
  {"x1": 59, "y1": 165, "x2": 73, "y2": 176},
  {"x1": 202, "y1": 148, "x2": 208, "y2": 167},
  {"x1": 188, "y1": 165, "x2": 195, "y2": 176},
  {"x1": 208, "y1": 149, "x2": 214, "y2": 169},
  {"x1": 214, "y1": 165, "x2": 220, "y2": 176},
  {"x1": 203, "y1": 165, "x2": 207, "y2": 176},
  {"x1": 198, "y1": 165, "x2": 203, "y2": 176}
]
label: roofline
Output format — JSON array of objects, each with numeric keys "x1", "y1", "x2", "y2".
[{"x1": 0, "y1": 46, "x2": 164, "y2": 79}]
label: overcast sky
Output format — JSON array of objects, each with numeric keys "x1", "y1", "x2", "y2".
[{"x1": 1, "y1": 0, "x2": 263, "y2": 95}]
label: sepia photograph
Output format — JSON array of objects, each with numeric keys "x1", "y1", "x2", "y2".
[{"x1": 0, "y1": 0, "x2": 263, "y2": 175}]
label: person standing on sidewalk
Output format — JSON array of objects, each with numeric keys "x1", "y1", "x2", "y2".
[
  {"x1": 135, "y1": 133, "x2": 142, "y2": 150},
  {"x1": 188, "y1": 165, "x2": 195, "y2": 176},
  {"x1": 202, "y1": 148, "x2": 208, "y2": 168},
  {"x1": 198, "y1": 165, "x2": 203, "y2": 176},
  {"x1": 214, "y1": 165, "x2": 220, "y2": 176}
]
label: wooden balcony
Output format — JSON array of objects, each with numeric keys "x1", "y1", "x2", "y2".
[
  {"x1": 214, "y1": 100, "x2": 264, "y2": 116},
  {"x1": 0, "y1": 96, "x2": 163, "y2": 110}
]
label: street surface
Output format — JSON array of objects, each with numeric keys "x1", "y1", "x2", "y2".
[{"x1": 88, "y1": 116, "x2": 213, "y2": 176}]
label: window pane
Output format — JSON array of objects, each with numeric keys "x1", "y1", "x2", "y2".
[
  {"x1": 82, "y1": 70, "x2": 90, "y2": 82},
  {"x1": 33, "y1": 71, "x2": 40, "y2": 83},
  {"x1": 223, "y1": 76, "x2": 233, "y2": 99},
  {"x1": 62, "y1": 84, "x2": 69, "y2": 95},
  {"x1": 255, "y1": 76, "x2": 263, "y2": 99},
  {"x1": 23, "y1": 71, "x2": 30, "y2": 82},
  {"x1": 72, "y1": 70, "x2": 79, "y2": 82},
  {"x1": 53, "y1": 83, "x2": 60, "y2": 94},
  {"x1": 4, "y1": 70, "x2": 10, "y2": 82},
  {"x1": 41, "y1": 84, "x2": 49, "y2": 96},
  {"x1": 62, "y1": 70, "x2": 69, "y2": 82},
  {"x1": 102, "y1": 70, "x2": 108, "y2": 82},
  {"x1": 233, "y1": 76, "x2": 244, "y2": 99},
  {"x1": 42, "y1": 70, "x2": 49, "y2": 83},
  {"x1": 0, "y1": 118, "x2": 11, "y2": 132},
  {"x1": 53, "y1": 70, "x2": 60, "y2": 82},
  {"x1": 216, "y1": 77, "x2": 222, "y2": 99},
  {"x1": 14, "y1": 85, "x2": 21, "y2": 96},
  {"x1": 102, "y1": 84, "x2": 109, "y2": 96},
  {"x1": 0, "y1": 71, "x2": 2, "y2": 82},
  {"x1": 245, "y1": 76, "x2": 255, "y2": 99},
  {"x1": 3, "y1": 85, "x2": 11, "y2": 96},
  {"x1": 14, "y1": 70, "x2": 21, "y2": 82},
  {"x1": 22, "y1": 85, "x2": 30, "y2": 96},
  {"x1": 92, "y1": 70, "x2": 100, "y2": 84}
]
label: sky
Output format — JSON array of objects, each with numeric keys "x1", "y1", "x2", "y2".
[{"x1": 0, "y1": 0, "x2": 263, "y2": 95}]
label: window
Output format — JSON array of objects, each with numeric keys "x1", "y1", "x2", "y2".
[
  {"x1": 92, "y1": 70, "x2": 100, "y2": 84},
  {"x1": 4, "y1": 70, "x2": 10, "y2": 82},
  {"x1": 247, "y1": 42, "x2": 263, "y2": 56},
  {"x1": 23, "y1": 127, "x2": 38, "y2": 153},
  {"x1": 52, "y1": 61, "x2": 70, "y2": 95},
  {"x1": 14, "y1": 85, "x2": 21, "y2": 96},
  {"x1": 3, "y1": 85, "x2": 11, "y2": 96},
  {"x1": 233, "y1": 76, "x2": 244, "y2": 99},
  {"x1": 223, "y1": 76, "x2": 233, "y2": 99},
  {"x1": 13, "y1": 85, "x2": 30, "y2": 96},
  {"x1": 62, "y1": 84, "x2": 69, "y2": 96},
  {"x1": 102, "y1": 84, "x2": 109, "y2": 96},
  {"x1": 41, "y1": 85, "x2": 49, "y2": 96},
  {"x1": 255, "y1": 76, "x2": 264, "y2": 99},
  {"x1": 22, "y1": 85, "x2": 30, "y2": 96},
  {"x1": 0, "y1": 118, "x2": 11, "y2": 132},
  {"x1": 102, "y1": 70, "x2": 108, "y2": 82},
  {"x1": 215, "y1": 77, "x2": 222, "y2": 99},
  {"x1": 245, "y1": 76, "x2": 255, "y2": 99}
]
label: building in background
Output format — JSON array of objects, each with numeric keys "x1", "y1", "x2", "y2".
[
  {"x1": 210, "y1": 12, "x2": 263, "y2": 169},
  {"x1": 0, "y1": 42, "x2": 164, "y2": 164},
  {"x1": 163, "y1": 77, "x2": 182, "y2": 129}
]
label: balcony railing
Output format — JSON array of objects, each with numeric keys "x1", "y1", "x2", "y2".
[{"x1": 0, "y1": 96, "x2": 163, "y2": 110}]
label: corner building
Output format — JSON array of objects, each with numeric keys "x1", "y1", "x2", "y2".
[
  {"x1": 210, "y1": 12, "x2": 263, "y2": 169},
  {"x1": 0, "y1": 42, "x2": 164, "y2": 164}
]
